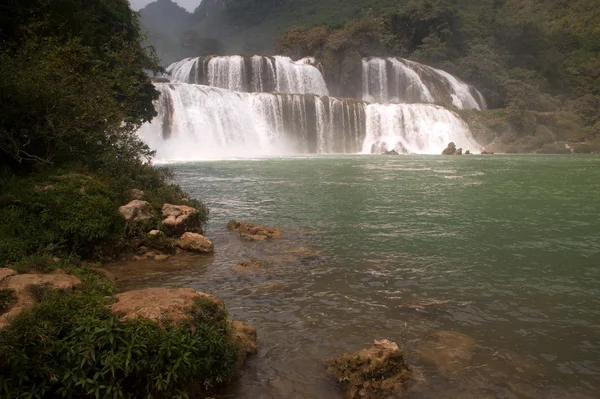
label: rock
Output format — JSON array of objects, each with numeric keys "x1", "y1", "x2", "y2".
[
  {"x1": 0, "y1": 270, "x2": 81, "y2": 328},
  {"x1": 90, "y1": 267, "x2": 116, "y2": 281},
  {"x1": 110, "y1": 287, "x2": 223, "y2": 326},
  {"x1": 231, "y1": 321, "x2": 258, "y2": 368},
  {"x1": 232, "y1": 259, "x2": 263, "y2": 274},
  {"x1": 148, "y1": 229, "x2": 162, "y2": 237},
  {"x1": 130, "y1": 189, "x2": 144, "y2": 200},
  {"x1": 455, "y1": 148, "x2": 463, "y2": 155},
  {"x1": 481, "y1": 150, "x2": 494, "y2": 155},
  {"x1": 382, "y1": 149, "x2": 400, "y2": 155},
  {"x1": 250, "y1": 280, "x2": 285, "y2": 295},
  {"x1": 417, "y1": 330, "x2": 476, "y2": 375},
  {"x1": 227, "y1": 220, "x2": 280, "y2": 240},
  {"x1": 119, "y1": 200, "x2": 154, "y2": 222},
  {"x1": 465, "y1": 150, "x2": 471, "y2": 155},
  {"x1": 0, "y1": 268, "x2": 17, "y2": 284},
  {"x1": 326, "y1": 339, "x2": 410, "y2": 399},
  {"x1": 161, "y1": 204, "x2": 202, "y2": 236},
  {"x1": 154, "y1": 254, "x2": 170, "y2": 261},
  {"x1": 442, "y1": 142, "x2": 457, "y2": 155},
  {"x1": 176, "y1": 232, "x2": 214, "y2": 253}
]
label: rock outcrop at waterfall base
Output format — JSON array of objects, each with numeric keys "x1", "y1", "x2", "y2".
[
  {"x1": 442, "y1": 142, "x2": 464, "y2": 155},
  {"x1": 326, "y1": 339, "x2": 410, "y2": 399},
  {"x1": 227, "y1": 220, "x2": 281, "y2": 241}
]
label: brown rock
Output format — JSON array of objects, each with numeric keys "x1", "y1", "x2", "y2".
[
  {"x1": 227, "y1": 220, "x2": 280, "y2": 240},
  {"x1": 231, "y1": 321, "x2": 258, "y2": 368},
  {"x1": 176, "y1": 232, "x2": 214, "y2": 253},
  {"x1": 130, "y1": 189, "x2": 144, "y2": 200},
  {"x1": 417, "y1": 330, "x2": 476, "y2": 375},
  {"x1": 442, "y1": 142, "x2": 457, "y2": 155},
  {"x1": 0, "y1": 268, "x2": 17, "y2": 284},
  {"x1": 119, "y1": 200, "x2": 154, "y2": 222},
  {"x1": 0, "y1": 270, "x2": 81, "y2": 328},
  {"x1": 90, "y1": 267, "x2": 116, "y2": 281},
  {"x1": 154, "y1": 254, "x2": 170, "y2": 261},
  {"x1": 232, "y1": 259, "x2": 263, "y2": 274},
  {"x1": 326, "y1": 339, "x2": 410, "y2": 399},
  {"x1": 161, "y1": 204, "x2": 202, "y2": 236},
  {"x1": 110, "y1": 287, "x2": 223, "y2": 326},
  {"x1": 148, "y1": 229, "x2": 162, "y2": 237}
]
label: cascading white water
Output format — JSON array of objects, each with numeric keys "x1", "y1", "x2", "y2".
[
  {"x1": 165, "y1": 55, "x2": 329, "y2": 96},
  {"x1": 361, "y1": 104, "x2": 480, "y2": 154},
  {"x1": 362, "y1": 57, "x2": 486, "y2": 110},
  {"x1": 140, "y1": 82, "x2": 481, "y2": 160}
]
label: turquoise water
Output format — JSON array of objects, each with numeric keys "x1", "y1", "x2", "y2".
[{"x1": 112, "y1": 155, "x2": 600, "y2": 398}]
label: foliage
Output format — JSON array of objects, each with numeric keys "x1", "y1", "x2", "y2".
[
  {"x1": 0, "y1": 289, "x2": 16, "y2": 314},
  {"x1": 0, "y1": 277, "x2": 238, "y2": 398}
]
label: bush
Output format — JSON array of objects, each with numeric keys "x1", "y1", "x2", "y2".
[
  {"x1": 0, "y1": 278, "x2": 238, "y2": 398},
  {"x1": 537, "y1": 143, "x2": 572, "y2": 154},
  {"x1": 573, "y1": 143, "x2": 592, "y2": 153},
  {"x1": 0, "y1": 288, "x2": 16, "y2": 313}
]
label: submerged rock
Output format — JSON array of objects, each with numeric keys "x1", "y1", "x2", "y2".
[
  {"x1": 416, "y1": 330, "x2": 476, "y2": 375},
  {"x1": 231, "y1": 321, "x2": 258, "y2": 368},
  {"x1": 326, "y1": 339, "x2": 410, "y2": 399},
  {"x1": 0, "y1": 269, "x2": 81, "y2": 328},
  {"x1": 162, "y1": 204, "x2": 203, "y2": 236},
  {"x1": 232, "y1": 259, "x2": 264, "y2": 274},
  {"x1": 119, "y1": 200, "x2": 154, "y2": 222},
  {"x1": 176, "y1": 232, "x2": 214, "y2": 253},
  {"x1": 383, "y1": 149, "x2": 400, "y2": 155},
  {"x1": 227, "y1": 220, "x2": 281, "y2": 240}
]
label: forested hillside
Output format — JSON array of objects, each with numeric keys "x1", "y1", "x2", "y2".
[{"x1": 142, "y1": 0, "x2": 600, "y2": 152}]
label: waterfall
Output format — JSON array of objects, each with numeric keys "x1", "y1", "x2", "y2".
[
  {"x1": 140, "y1": 83, "x2": 365, "y2": 160},
  {"x1": 140, "y1": 82, "x2": 480, "y2": 160},
  {"x1": 362, "y1": 57, "x2": 486, "y2": 110},
  {"x1": 165, "y1": 55, "x2": 329, "y2": 96},
  {"x1": 362, "y1": 104, "x2": 480, "y2": 154}
]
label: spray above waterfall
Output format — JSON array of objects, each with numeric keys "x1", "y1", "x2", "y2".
[{"x1": 140, "y1": 55, "x2": 486, "y2": 160}]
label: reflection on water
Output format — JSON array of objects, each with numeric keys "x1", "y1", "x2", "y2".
[{"x1": 106, "y1": 155, "x2": 600, "y2": 398}]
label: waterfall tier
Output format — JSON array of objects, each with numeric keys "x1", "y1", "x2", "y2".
[
  {"x1": 140, "y1": 83, "x2": 478, "y2": 160},
  {"x1": 166, "y1": 55, "x2": 329, "y2": 96},
  {"x1": 362, "y1": 57, "x2": 487, "y2": 110}
]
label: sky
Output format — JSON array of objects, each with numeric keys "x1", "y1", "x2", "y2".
[{"x1": 129, "y1": 0, "x2": 201, "y2": 12}]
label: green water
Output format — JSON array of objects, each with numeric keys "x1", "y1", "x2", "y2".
[{"x1": 114, "y1": 155, "x2": 600, "y2": 398}]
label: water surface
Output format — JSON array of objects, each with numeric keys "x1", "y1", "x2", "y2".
[{"x1": 108, "y1": 155, "x2": 600, "y2": 398}]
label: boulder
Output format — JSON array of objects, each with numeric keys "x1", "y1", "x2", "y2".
[
  {"x1": 442, "y1": 142, "x2": 457, "y2": 155},
  {"x1": 0, "y1": 268, "x2": 17, "y2": 284},
  {"x1": 148, "y1": 229, "x2": 162, "y2": 237},
  {"x1": 227, "y1": 220, "x2": 280, "y2": 240},
  {"x1": 130, "y1": 189, "x2": 144, "y2": 200},
  {"x1": 326, "y1": 339, "x2": 410, "y2": 399},
  {"x1": 232, "y1": 259, "x2": 264, "y2": 274},
  {"x1": 176, "y1": 232, "x2": 214, "y2": 253},
  {"x1": 416, "y1": 330, "x2": 476, "y2": 375},
  {"x1": 465, "y1": 150, "x2": 471, "y2": 155},
  {"x1": 481, "y1": 150, "x2": 494, "y2": 155},
  {"x1": 455, "y1": 148, "x2": 463, "y2": 155},
  {"x1": 0, "y1": 269, "x2": 81, "y2": 328},
  {"x1": 119, "y1": 200, "x2": 154, "y2": 222},
  {"x1": 382, "y1": 149, "x2": 400, "y2": 155},
  {"x1": 231, "y1": 321, "x2": 258, "y2": 368},
  {"x1": 161, "y1": 204, "x2": 202, "y2": 236},
  {"x1": 110, "y1": 287, "x2": 223, "y2": 326}
]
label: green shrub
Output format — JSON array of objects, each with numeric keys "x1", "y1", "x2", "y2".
[
  {"x1": 0, "y1": 288, "x2": 16, "y2": 313},
  {"x1": 573, "y1": 143, "x2": 592, "y2": 153},
  {"x1": 537, "y1": 143, "x2": 572, "y2": 154},
  {"x1": 0, "y1": 281, "x2": 238, "y2": 398}
]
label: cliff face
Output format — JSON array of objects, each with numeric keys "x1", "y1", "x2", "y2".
[{"x1": 193, "y1": 0, "x2": 233, "y2": 19}]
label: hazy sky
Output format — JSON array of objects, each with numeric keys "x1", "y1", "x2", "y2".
[{"x1": 129, "y1": 0, "x2": 201, "y2": 12}]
